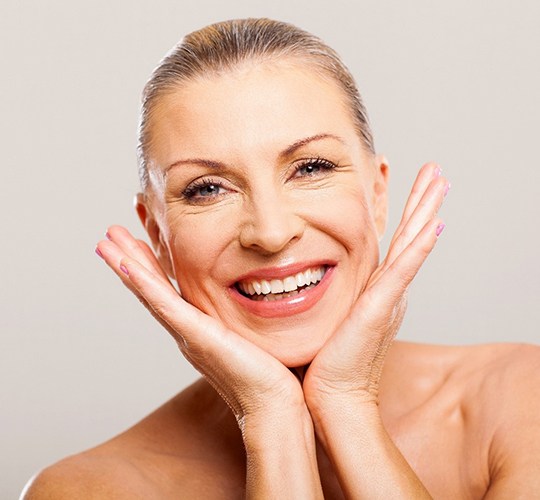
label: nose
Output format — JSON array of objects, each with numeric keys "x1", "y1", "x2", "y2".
[{"x1": 239, "y1": 190, "x2": 305, "y2": 254}]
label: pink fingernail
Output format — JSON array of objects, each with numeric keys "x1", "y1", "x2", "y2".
[
  {"x1": 436, "y1": 223, "x2": 446, "y2": 237},
  {"x1": 95, "y1": 247, "x2": 103, "y2": 259},
  {"x1": 444, "y1": 182, "x2": 451, "y2": 197},
  {"x1": 433, "y1": 166, "x2": 442, "y2": 177},
  {"x1": 105, "y1": 231, "x2": 112, "y2": 240},
  {"x1": 120, "y1": 264, "x2": 129, "y2": 275}
]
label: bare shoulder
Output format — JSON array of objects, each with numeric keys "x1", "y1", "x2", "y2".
[
  {"x1": 455, "y1": 342, "x2": 540, "y2": 403},
  {"x1": 20, "y1": 451, "x2": 155, "y2": 500},
  {"x1": 387, "y1": 340, "x2": 540, "y2": 387},
  {"x1": 21, "y1": 379, "x2": 245, "y2": 499},
  {"x1": 466, "y1": 343, "x2": 540, "y2": 496},
  {"x1": 389, "y1": 341, "x2": 540, "y2": 496},
  {"x1": 384, "y1": 341, "x2": 540, "y2": 437},
  {"x1": 398, "y1": 340, "x2": 540, "y2": 406}
]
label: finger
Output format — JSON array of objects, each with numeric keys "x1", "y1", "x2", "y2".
[
  {"x1": 97, "y1": 240, "x2": 235, "y2": 364},
  {"x1": 97, "y1": 238, "x2": 271, "y2": 371},
  {"x1": 96, "y1": 239, "x2": 172, "y2": 316},
  {"x1": 99, "y1": 240, "x2": 180, "y2": 337},
  {"x1": 97, "y1": 237, "x2": 299, "y2": 419},
  {"x1": 116, "y1": 255, "x2": 270, "y2": 367},
  {"x1": 389, "y1": 162, "x2": 442, "y2": 249},
  {"x1": 384, "y1": 175, "x2": 449, "y2": 270},
  {"x1": 117, "y1": 255, "x2": 299, "y2": 413},
  {"x1": 136, "y1": 239, "x2": 173, "y2": 284},
  {"x1": 371, "y1": 217, "x2": 445, "y2": 309},
  {"x1": 106, "y1": 225, "x2": 171, "y2": 283}
]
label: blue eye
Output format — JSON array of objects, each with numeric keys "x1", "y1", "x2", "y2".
[
  {"x1": 298, "y1": 163, "x2": 321, "y2": 175},
  {"x1": 182, "y1": 179, "x2": 226, "y2": 201},
  {"x1": 293, "y1": 158, "x2": 337, "y2": 178},
  {"x1": 197, "y1": 184, "x2": 222, "y2": 197}
]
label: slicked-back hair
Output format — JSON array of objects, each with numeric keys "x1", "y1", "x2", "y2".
[{"x1": 137, "y1": 18, "x2": 374, "y2": 191}]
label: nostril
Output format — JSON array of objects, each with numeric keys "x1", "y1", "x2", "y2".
[{"x1": 238, "y1": 216, "x2": 305, "y2": 254}]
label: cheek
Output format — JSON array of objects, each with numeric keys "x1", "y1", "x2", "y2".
[
  {"x1": 165, "y1": 211, "x2": 232, "y2": 298},
  {"x1": 306, "y1": 185, "x2": 379, "y2": 252}
]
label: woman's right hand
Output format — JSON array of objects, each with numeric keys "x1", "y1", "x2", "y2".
[
  {"x1": 96, "y1": 227, "x2": 324, "y2": 497},
  {"x1": 95, "y1": 226, "x2": 304, "y2": 425}
]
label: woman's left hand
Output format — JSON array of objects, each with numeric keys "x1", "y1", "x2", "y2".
[
  {"x1": 300, "y1": 162, "x2": 448, "y2": 497},
  {"x1": 304, "y1": 162, "x2": 450, "y2": 411}
]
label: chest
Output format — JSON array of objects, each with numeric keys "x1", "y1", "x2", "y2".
[
  {"x1": 142, "y1": 400, "x2": 490, "y2": 499},
  {"x1": 380, "y1": 391, "x2": 491, "y2": 499}
]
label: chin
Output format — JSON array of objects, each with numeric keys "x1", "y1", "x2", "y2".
[{"x1": 250, "y1": 326, "x2": 331, "y2": 368}]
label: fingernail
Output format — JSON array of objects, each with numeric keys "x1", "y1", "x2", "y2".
[
  {"x1": 105, "y1": 231, "x2": 112, "y2": 240},
  {"x1": 95, "y1": 247, "x2": 103, "y2": 259},
  {"x1": 433, "y1": 166, "x2": 442, "y2": 177},
  {"x1": 444, "y1": 182, "x2": 451, "y2": 197},
  {"x1": 120, "y1": 264, "x2": 129, "y2": 275},
  {"x1": 436, "y1": 223, "x2": 446, "y2": 237}
]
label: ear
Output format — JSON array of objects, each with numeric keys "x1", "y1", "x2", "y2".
[
  {"x1": 372, "y1": 155, "x2": 389, "y2": 240},
  {"x1": 134, "y1": 193, "x2": 175, "y2": 279}
]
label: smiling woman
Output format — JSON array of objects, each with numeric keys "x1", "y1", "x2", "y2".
[{"x1": 22, "y1": 18, "x2": 540, "y2": 499}]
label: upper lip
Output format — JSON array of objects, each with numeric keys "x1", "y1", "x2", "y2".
[{"x1": 231, "y1": 260, "x2": 336, "y2": 285}]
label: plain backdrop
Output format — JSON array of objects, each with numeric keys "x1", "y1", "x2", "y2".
[{"x1": 2, "y1": 0, "x2": 539, "y2": 497}]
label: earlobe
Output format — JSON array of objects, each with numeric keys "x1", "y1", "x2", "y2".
[
  {"x1": 373, "y1": 155, "x2": 389, "y2": 240},
  {"x1": 134, "y1": 193, "x2": 175, "y2": 279}
]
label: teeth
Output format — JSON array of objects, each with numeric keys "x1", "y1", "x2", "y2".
[
  {"x1": 238, "y1": 266, "x2": 327, "y2": 298},
  {"x1": 270, "y1": 279, "x2": 284, "y2": 294},
  {"x1": 261, "y1": 280, "x2": 272, "y2": 294},
  {"x1": 283, "y1": 276, "x2": 297, "y2": 292},
  {"x1": 251, "y1": 283, "x2": 316, "y2": 301}
]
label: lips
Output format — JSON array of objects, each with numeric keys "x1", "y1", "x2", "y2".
[
  {"x1": 229, "y1": 262, "x2": 335, "y2": 318},
  {"x1": 236, "y1": 265, "x2": 327, "y2": 301}
]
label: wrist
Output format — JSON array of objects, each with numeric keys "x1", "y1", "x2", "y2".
[
  {"x1": 241, "y1": 404, "x2": 314, "y2": 450},
  {"x1": 306, "y1": 386, "x2": 379, "y2": 419},
  {"x1": 307, "y1": 392, "x2": 381, "y2": 448},
  {"x1": 242, "y1": 405, "x2": 323, "y2": 499}
]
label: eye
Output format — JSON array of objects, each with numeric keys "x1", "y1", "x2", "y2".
[
  {"x1": 292, "y1": 157, "x2": 337, "y2": 178},
  {"x1": 182, "y1": 178, "x2": 228, "y2": 202}
]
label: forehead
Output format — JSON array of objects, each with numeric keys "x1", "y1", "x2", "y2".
[{"x1": 147, "y1": 61, "x2": 361, "y2": 167}]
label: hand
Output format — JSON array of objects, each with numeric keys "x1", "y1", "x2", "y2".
[
  {"x1": 303, "y1": 162, "x2": 450, "y2": 411},
  {"x1": 95, "y1": 227, "x2": 305, "y2": 424}
]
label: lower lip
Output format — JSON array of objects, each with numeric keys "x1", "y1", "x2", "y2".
[{"x1": 228, "y1": 266, "x2": 335, "y2": 318}]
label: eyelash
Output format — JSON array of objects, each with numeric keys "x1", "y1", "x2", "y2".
[
  {"x1": 292, "y1": 157, "x2": 338, "y2": 178},
  {"x1": 181, "y1": 177, "x2": 225, "y2": 201},
  {"x1": 181, "y1": 157, "x2": 339, "y2": 202}
]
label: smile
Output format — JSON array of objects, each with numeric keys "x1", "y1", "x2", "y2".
[
  {"x1": 235, "y1": 266, "x2": 328, "y2": 301},
  {"x1": 229, "y1": 262, "x2": 335, "y2": 318}
]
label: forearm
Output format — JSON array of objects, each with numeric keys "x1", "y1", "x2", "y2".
[
  {"x1": 312, "y1": 399, "x2": 431, "y2": 499},
  {"x1": 242, "y1": 407, "x2": 324, "y2": 499}
]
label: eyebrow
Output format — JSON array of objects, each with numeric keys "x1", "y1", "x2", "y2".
[{"x1": 165, "y1": 133, "x2": 346, "y2": 173}]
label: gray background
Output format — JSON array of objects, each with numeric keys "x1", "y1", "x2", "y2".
[{"x1": 2, "y1": 0, "x2": 539, "y2": 497}]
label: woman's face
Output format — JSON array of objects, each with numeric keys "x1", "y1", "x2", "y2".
[{"x1": 142, "y1": 61, "x2": 388, "y2": 367}]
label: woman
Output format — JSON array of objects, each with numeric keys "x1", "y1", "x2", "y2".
[{"x1": 24, "y1": 18, "x2": 540, "y2": 499}]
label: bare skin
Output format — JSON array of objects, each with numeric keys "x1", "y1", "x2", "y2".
[
  {"x1": 23, "y1": 342, "x2": 540, "y2": 499},
  {"x1": 22, "y1": 61, "x2": 540, "y2": 498}
]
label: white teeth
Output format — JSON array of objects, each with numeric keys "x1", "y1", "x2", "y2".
[
  {"x1": 283, "y1": 276, "x2": 297, "y2": 292},
  {"x1": 270, "y1": 279, "x2": 284, "y2": 294},
  {"x1": 261, "y1": 280, "x2": 272, "y2": 294},
  {"x1": 238, "y1": 266, "x2": 327, "y2": 298}
]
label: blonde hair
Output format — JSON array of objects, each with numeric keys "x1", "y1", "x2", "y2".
[{"x1": 137, "y1": 18, "x2": 375, "y2": 190}]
